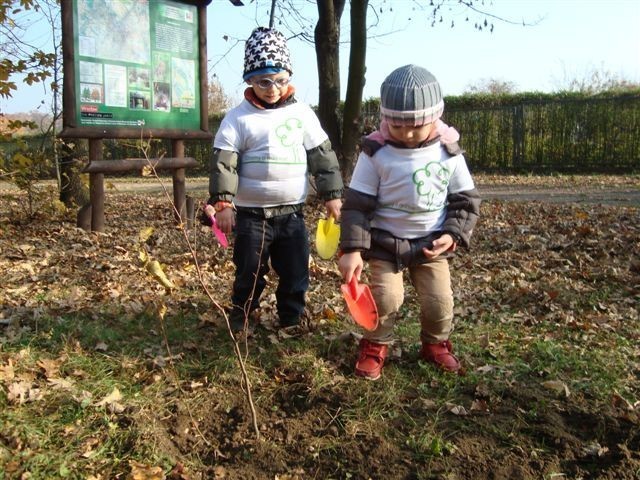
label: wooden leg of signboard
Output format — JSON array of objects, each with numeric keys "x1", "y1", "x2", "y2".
[
  {"x1": 173, "y1": 167, "x2": 186, "y2": 224},
  {"x1": 186, "y1": 195, "x2": 195, "y2": 229},
  {"x1": 89, "y1": 172, "x2": 104, "y2": 232},
  {"x1": 76, "y1": 204, "x2": 92, "y2": 231},
  {"x1": 89, "y1": 139, "x2": 105, "y2": 232},
  {"x1": 171, "y1": 139, "x2": 186, "y2": 223}
]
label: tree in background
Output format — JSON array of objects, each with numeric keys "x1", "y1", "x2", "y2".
[
  {"x1": 464, "y1": 78, "x2": 518, "y2": 95},
  {"x1": 314, "y1": 0, "x2": 367, "y2": 178},
  {"x1": 3, "y1": 1, "x2": 539, "y2": 184},
  {"x1": 1, "y1": 0, "x2": 83, "y2": 219},
  {"x1": 553, "y1": 65, "x2": 640, "y2": 94},
  {"x1": 240, "y1": 1, "x2": 534, "y2": 177},
  {"x1": 0, "y1": 0, "x2": 57, "y2": 113},
  {"x1": 208, "y1": 76, "x2": 233, "y2": 114}
]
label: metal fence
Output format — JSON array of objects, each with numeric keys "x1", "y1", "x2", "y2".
[{"x1": 362, "y1": 94, "x2": 640, "y2": 173}]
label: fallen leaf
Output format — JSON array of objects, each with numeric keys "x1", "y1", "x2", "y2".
[
  {"x1": 138, "y1": 227, "x2": 155, "y2": 243},
  {"x1": 476, "y1": 364, "x2": 496, "y2": 373},
  {"x1": 37, "y1": 357, "x2": 62, "y2": 379},
  {"x1": 542, "y1": 380, "x2": 570, "y2": 398},
  {"x1": 81, "y1": 437, "x2": 101, "y2": 458},
  {"x1": 0, "y1": 360, "x2": 15, "y2": 382},
  {"x1": 470, "y1": 399, "x2": 490, "y2": 414},
  {"x1": 146, "y1": 260, "x2": 175, "y2": 289},
  {"x1": 445, "y1": 402, "x2": 468, "y2": 415},
  {"x1": 96, "y1": 387, "x2": 125, "y2": 412},
  {"x1": 47, "y1": 377, "x2": 74, "y2": 391},
  {"x1": 73, "y1": 390, "x2": 93, "y2": 406},
  {"x1": 582, "y1": 441, "x2": 609, "y2": 457},
  {"x1": 7, "y1": 381, "x2": 42, "y2": 404},
  {"x1": 129, "y1": 460, "x2": 164, "y2": 480},
  {"x1": 212, "y1": 465, "x2": 226, "y2": 479},
  {"x1": 18, "y1": 244, "x2": 35, "y2": 253}
]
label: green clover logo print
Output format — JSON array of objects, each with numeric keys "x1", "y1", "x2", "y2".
[
  {"x1": 276, "y1": 118, "x2": 303, "y2": 147},
  {"x1": 412, "y1": 161, "x2": 450, "y2": 197}
]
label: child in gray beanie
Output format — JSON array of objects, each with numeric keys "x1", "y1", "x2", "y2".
[
  {"x1": 206, "y1": 27, "x2": 343, "y2": 333},
  {"x1": 338, "y1": 64, "x2": 481, "y2": 379}
]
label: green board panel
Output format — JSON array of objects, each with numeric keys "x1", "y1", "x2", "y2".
[{"x1": 73, "y1": 0, "x2": 201, "y2": 130}]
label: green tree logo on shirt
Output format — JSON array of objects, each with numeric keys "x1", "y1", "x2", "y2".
[
  {"x1": 276, "y1": 118, "x2": 303, "y2": 147},
  {"x1": 412, "y1": 162, "x2": 450, "y2": 197}
]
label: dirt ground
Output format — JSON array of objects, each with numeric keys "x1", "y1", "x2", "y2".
[
  {"x1": 155, "y1": 379, "x2": 639, "y2": 480},
  {"x1": 475, "y1": 184, "x2": 640, "y2": 207},
  {"x1": 116, "y1": 178, "x2": 640, "y2": 207},
  {"x1": 1, "y1": 175, "x2": 638, "y2": 479}
]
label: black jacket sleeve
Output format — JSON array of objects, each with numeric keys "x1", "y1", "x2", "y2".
[
  {"x1": 307, "y1": 139, "x2": 344, "y2": 201},
  {"x1": 208, "y1": 148, "x2": 239, "y2": 204},
  {"x1": 339, "y1": 187, "x2": 377, "y2": 252},
  {"x1": 442, "y1": 188, "x2": 481, "y2": 248}
]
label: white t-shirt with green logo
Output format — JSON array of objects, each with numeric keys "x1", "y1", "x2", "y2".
[
  {"x1": 349, "y1": 141, "x2": 475, "y2": 239},
  {"x1": 214, "y1": 100, "x2": 328, "y2": 208}
]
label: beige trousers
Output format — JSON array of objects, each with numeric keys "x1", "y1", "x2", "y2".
[{"x1": 364, "y1": 257, "x2": 454, "y2": 345}]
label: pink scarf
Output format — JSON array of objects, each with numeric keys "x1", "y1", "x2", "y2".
[{"x1": 367, "y1": 119, "x2": 460, "y2": 146}]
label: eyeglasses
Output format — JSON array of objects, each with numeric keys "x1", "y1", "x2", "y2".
[{"x1": 252, "y1": 77, "x2": 290, "y2": 90}]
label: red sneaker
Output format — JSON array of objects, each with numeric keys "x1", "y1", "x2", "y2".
[
  {"x1": 420, "y1": 340, "x2": 461, "y2": 373},
  {"x1": 355, "y1": 339, "x2": 388, "y2": 380}
]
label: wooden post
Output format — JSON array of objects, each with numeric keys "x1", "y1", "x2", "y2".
[
  {"x1": 76, "y1": 203, "x2": 92, "y2": 230},
  {"x1": 186, "y1": 195, "x2": 195, "y2": 229},
  {"x1": 172, "y1": 139, "x2": 186, "y2": 223},
  {"x1": 88, "y1": 138, "x2": 104, "y2": 232},
  {"x1": 512, "y1": 104, "x2": 525, "y2": 170}
]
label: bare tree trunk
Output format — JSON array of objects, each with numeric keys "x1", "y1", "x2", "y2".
[
  {"x1": 53, "y1": 42, "x2": 61, "y2": 189},
  {"x1": 314, "y1": 1, "x2": 346, "y2": 157},
  {"x1": 269, "y1": 0, "x2": 277, "y2": 28},
  {"x1": 58, "y1": 140, "x2": 91, "y2": 228},
  {"x1": 341, "y1": 0, "x2": 368, "y2": 179}
]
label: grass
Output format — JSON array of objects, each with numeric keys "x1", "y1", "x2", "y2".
[
  {"x1": 1, "y1": 301, "x2": 637, "y2": 478},
  {"x1": 1, "y1": 184, "x2": 638, "y2": 479}
]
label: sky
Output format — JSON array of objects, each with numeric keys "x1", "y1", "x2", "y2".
[{"x1": 2, "y1": 0, "x2": 639, "y2": 114}]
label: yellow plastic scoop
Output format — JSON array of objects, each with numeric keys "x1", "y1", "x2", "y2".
[{"x1": 315, "y1": 215, "x2": 340, "y2": 259}]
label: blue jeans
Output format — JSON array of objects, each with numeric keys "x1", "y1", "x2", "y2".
[{"x1": 230, "y1": 210, "x2": 309, "y2": 327}]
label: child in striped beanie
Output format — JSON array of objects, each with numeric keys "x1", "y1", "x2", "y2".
[{"x1": 338, "y1": 64, "x2": 481, "y2": 380}]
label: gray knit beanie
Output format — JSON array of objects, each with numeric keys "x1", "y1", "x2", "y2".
[
  {"x1": 380, "y1": 65, "x2": 444, "y2": 126},
  {"x1": 243, "y1": 27, "x2": 293, "y2": 80}
]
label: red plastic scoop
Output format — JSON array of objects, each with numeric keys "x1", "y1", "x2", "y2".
[{"x1": 341, "y1": 276, "x2": 379, "y2": 331}]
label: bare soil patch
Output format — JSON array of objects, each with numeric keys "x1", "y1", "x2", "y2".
[{"x1": 1, "y1": 174, "x2": 638, "y2": 479}]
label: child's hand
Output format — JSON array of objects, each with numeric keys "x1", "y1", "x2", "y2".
[
  {"x1": 215, "y1": 207, "x2": 236, "y2": 234},
  {"x1": 203, "y1": 204, "x2": 216, "y2": 220},
  {"x1": 422, "y1": 234, "x2": 456, "y2": 259},
  {"x1": 325, "y1": 198, "x2": 342, "y2": 221},
  {"x1": 338, "y1": 251, "x2": 363, "y2": 284}
]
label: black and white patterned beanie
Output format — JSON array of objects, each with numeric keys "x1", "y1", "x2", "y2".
[
  {"x1": 243, "y1": 27, "x2": 293, "y2": 80},
  {"x1": 380, "y1": 65, "x2": 444, "y2": 126}
]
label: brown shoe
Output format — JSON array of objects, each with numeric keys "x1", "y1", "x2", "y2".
[
  {"x1": 420, "y1": 340, "x2": 461, "y2": 373},
  {"x1": 355, "y1": 339, "x2": 388, "y2": 380}
]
